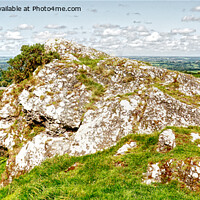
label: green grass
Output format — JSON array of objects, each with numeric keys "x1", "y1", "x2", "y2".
[
  {"x1": 1, "y1": 126, "x2": 200, "y2": 199},
  {"x1": 76, "y1": 72, "x2": 105, "y2": 97},
  {"x1": 154, "y1": 83, "x2": 200, "y2": 106},
  {"x1": 75, "y1": 57, "x2": 115, "y2": 78},
  {"x1": 184, "y1": 71, "x2": 200, "y2": 78},
  {"x1": 76, "y1": 71, "x2": 105, "y2": 111},
  {"x1": 78, "y1": 57, "x2": 102, "y2": 70},
  {"x1": 0, "y1": 157, "x2": 7, "y2": 178}
]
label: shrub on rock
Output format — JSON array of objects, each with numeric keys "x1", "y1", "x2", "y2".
[{"x1": 2, "y1": 43, "x2": 60, "y2": 84}]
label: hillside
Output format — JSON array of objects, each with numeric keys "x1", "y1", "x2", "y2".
[
  {"x1": 1, "y1": 39, "x2": 200, "y2": 198},
  {"x1": 1, "y1": 127, "x2": 200, "y2": 199}
]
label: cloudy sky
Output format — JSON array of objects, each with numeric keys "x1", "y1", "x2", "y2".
[{"x1": 0, "y1": 0, "x2": 200, "y2": 56}]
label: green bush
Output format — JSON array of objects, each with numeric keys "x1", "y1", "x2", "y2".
[
  {"x1": 1, "y1": 43, "x2": 60, "y2": 84},
  {"x1": 0, "y1": 70, "x2": 12, "y2": 86}
]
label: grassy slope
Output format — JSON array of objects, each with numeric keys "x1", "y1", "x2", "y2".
[
  {"x1": 0, "y1": 127, "x2": 200, "y2": 199},
  {"x1": 0, "y1": 158, "x2": 6, "y2": 179}
]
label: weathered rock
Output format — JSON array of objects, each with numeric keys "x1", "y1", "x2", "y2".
[
  {"x1": 1, "y1": 38, "x2": 200, "y2": 185},
  {"x1": 191, "y1": 132, "x2": 200, "y2": 143},
  {"x1": 115, "y1": 141, "x2": 137, "y2": 156},
  {"x1": 13, "y1": 133, "x2": 71, "y2": 173},
  {"x1": 45, "y1": 38, "x2": 108, "y2": 60},
  {"x1": 157, "y1": 129, "x2": 176, "y2": 152},
  {"x1": 143, "y1": 163, "x2": 162, "y2": 185},
  {"x1": 143, "y1": 158, "x2": 200, "y2": 191}
]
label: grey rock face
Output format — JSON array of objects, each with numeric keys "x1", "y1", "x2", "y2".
[
  {"x1": 115, "y1": 141, "x2": 137, "y2": 156},
  {"x1": 18, "y1": 61, "x2": 90, "y2": 135},
  {"x1": 157, "y1": 129, "x2": 176, "y2": 152},
  {"x1": 1, "y1": 38, "x2": 200, "y2": 184}
]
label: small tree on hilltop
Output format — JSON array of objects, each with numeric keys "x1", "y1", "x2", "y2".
[{"x1": 4, "y1": 43, "x2": 60, "y2": 84}]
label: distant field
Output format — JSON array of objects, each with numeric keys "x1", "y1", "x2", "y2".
[
  {"x1": 0, "y1": 57, "x2": 11, "y2": 71},
  {"x1": 0, "y1": 57, "x2": 12, "y2": 86},
  {"x1": 127, "y1": 56, "x2": 200, "y2": 73}
]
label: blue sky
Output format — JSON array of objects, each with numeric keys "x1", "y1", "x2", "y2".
[{"x1": 0, "y1": 1, "x2": 200, "y2": 56}]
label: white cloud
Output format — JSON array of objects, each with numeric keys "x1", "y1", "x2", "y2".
[
  {"x1": 109, "y1": 44, "x2": 120, "y2": 49},
  {"x1": 0, "y1": 45, "x2": 12, "y2": 52},
  {"x1": 93, "y1": 24, "x2": 150, "y2": 41},
  {"x1": 128, "y1": 39, "x2": 145, "y2": 47},
  {"x1": 139, "y1": 32, "x2": 150, "y2": 36},
  {"x1": 0, "y1": 40, "x2": 23, "y2": 55},
  {"x1": 182, "y1": 15, "x2": 200, "y2": 22},
  {"x1": 35, "y1": 31, "x2": 52, "y2": 39},
  {"x1": 103, "y1": 28, "x2": 121, "y2": 36},
  {"x1": 145, "y1": 32, "x2": 161, "y2": 42},
  {"x1": 171, "y1": 28, "x2": 196, "y2": 34},
  {"x1": 45, "y1": 24, "x2": 66, "y2": 29},
  {"x1": 4, "y1": 31, "x2": 23, "y2": 40},
  {"x1": 33, "y1": 31, "x2": 66, "y2": 42},
  {"x1": 89, "y1": 23, "x2": 200, "y2": 56},
  {"x1": 18, "y1": 24, "x2": 34, "y2": 30},
  {"x1": 183, "y1": 35, "x2": 200, "y2": 41},
  {"x1": 0, "y1": 27, "x2": 2, "y2": 31},
  {"x1": 100, "y1": 36, "x2": 120, "y2": 44},
  {"x1": 191, "y1": 6, "x2": 200, "y2": 11},
  {"x1": 93, "y1": 24, "x2": 120, "y2": 29},
  {"x1": 135, "y1": 25, "x2": 148, "y2": 32},
  {"x1": 2, "y1": 21, "x2": 197, "y2": 56},
  {"x1": 165, "y1": 40, "x2": 179, "y2": 48}
]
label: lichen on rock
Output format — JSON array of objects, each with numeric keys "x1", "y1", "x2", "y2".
[
  {"x1": 157, "y1": 129, "x2": 176, "y2": 152},
  {"x1": 143, "y1": 158, "x2": 200, "y2": 191}
]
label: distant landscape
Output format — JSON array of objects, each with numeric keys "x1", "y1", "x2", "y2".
[
  {"x1": 127, "y1": 56, "x2": 200, "y2": 78},
  {"x1": 0, "y1": 56, "x2": 200, "y2": 81},
  {"x1": 0, "y1": 57, "x2": 12, "y2": 87},
  {"x1": 0, "y1": 57, "x2": 11, "y2": 71}
]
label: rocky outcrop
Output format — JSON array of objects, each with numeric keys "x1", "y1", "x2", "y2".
[
  {"x1": 191, "y1": 133, "x2": 200, "y2": 143},
  {"x1": 143, "y1": 158, "x2": 200, "y2": 191},
  {"x1": 1, "y1": 38, "x2": 200, "y2": 185},
  {"x1": 115, "y1": 141, "x2": 137, "y2": 156},
  {"x1": 157, "y1": 129, "x2": 176, "y2": 152}
]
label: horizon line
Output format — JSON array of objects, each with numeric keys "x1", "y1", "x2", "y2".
[{"x1": 0, "y1": 55, "x2": 200, "y2": 58}]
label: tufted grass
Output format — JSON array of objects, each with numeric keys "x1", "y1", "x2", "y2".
[
  {"x1": 76, "y1": 73, "x2": 105, "y2": 96},
  {"x1": 154, "y1": 83, "x2": 200, "y2": 107},
  {"x1": 0, "y1": 90, "x2": 4, "y2": 101},
  {"x1": 0, "y1": 157, "x2": 7, "y2": 178},
  {"x1": 1, "y1": 126, "x2": 200, "y2": 199},
  {"x1": 76, "y1": 71, "x2": 105, "y2": 111},
  {"x1": 78, "y1": 57, "x2": 102, "y2": 70}
]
